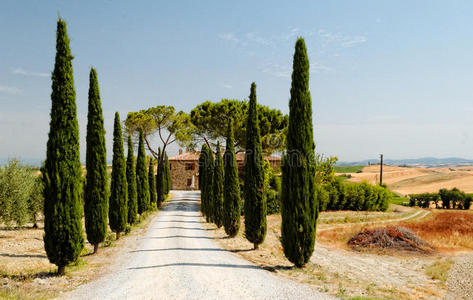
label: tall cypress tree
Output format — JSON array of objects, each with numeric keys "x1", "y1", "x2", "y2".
[
  {"x1": 43, "y1": 18, "x2": 83, "y2": 275},
  {"x1": 126, "y1": 136, "x2": 138, "y2": 224},
  {"x1": 136, "y1": 130, "x2": 150, "y2": 214},
  {"x1": 84, "y1": 68, "x2": 108, "y2": 254},
  {"x1": 223, "y1": 120, "x2": 241, "y2": 237},
  {"x1": 244, "y1": 82, "x2": 267, "y2": 249},
  {"x1": 213, "y1": 141, "x2": 224, "y2": 228},
  {"x1": 281, "y1": 38, "x2": 318, "y2": 267},
  {"x1": 198, "y1": 145, "x2": 208, "y2": 215},
  {"x1": 109, "y1": 112, "x2": 128, "y2": 240},
  {"x1": 156, "y1": 147, "x2": 164, "y2": 206},
  {"x1": 204, "y1": 145, "x2": 214, "y2": 222},
  {"x1": 148, "y1": 158, "x2": 157, "y2": 208},
  {"x1": 164, "y1": 152, "x2": 171, "y2": 194}
]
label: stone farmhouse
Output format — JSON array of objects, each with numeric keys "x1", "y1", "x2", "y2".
[{"x1": 169, "y1": 149, "x2": 281, "y2": 190}]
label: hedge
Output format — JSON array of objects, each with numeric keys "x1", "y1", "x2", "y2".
[{"x1": 409, "y1": 188, "x2": 472, "y2": 209}]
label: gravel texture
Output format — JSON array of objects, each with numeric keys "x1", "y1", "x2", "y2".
[
  {"x1": 446, "y1": 253, "x2": 473, "y2": 300},
  {"x1": 63, "y1": 191, "x2": 333, "y2": 300}
]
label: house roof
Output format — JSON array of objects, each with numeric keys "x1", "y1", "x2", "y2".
[{"x1": 169, "y1": 151, "x2": 281, "y2": 162}]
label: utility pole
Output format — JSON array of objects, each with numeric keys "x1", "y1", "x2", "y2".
[{"x1": 379, "y1": 154, "x2": 383, "y2": 186}]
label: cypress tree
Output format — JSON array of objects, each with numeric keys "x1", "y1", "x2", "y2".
[
  {"x1": 213, "y1": 141, "x2": 224, "y2": 228},
  {"x1": 148, "y1": 158, "x2": 157, "y2": 208},
  {"x1": 109, "y1": 112, "x2": 128, "y2": 240},
  {"x1": 126, "y1": 136, "x2": 138, "y2": 224},
  {"x1": 198, "y1": 145, "x2": 208, "y2": 215},
  {"x1": 136, "y1": 130, "x2": 150, "y2": 214},
  {"x1": 223, "y1": 120, "x2": 241, "y2": 237},
  {"x1": 281, "y1": 38, "x2": 318, "y2": 267},
  {"x1": 164, "y1": 152, "x2": 172, "y2": 194},
  {"x1": 43, "y1": 18, "x2": 84, "y2": 275},
  {"x1": 156, "y1": 147, "x2": 164, "y2": 206},
  {"x1": 244, "y1": 82, "x2": 267, "y2": 249},
  {"x1": 84, "y1": 68, "x2": 108, "y2": 254},
  {"x1": 204, "y1": 145, "x2": 214, "y2": 222}
]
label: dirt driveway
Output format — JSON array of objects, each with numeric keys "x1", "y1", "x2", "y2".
[{"x1": 62, "y1": 191, "x2": 333, "y2": 300}]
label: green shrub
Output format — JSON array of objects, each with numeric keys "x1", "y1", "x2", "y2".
[
  {"x1": 409, "y1": 193, "x2": 440, "y2": 208},
  {"x1": 0, "y1": 159, "x2": 36, "y2": 227},
  {"x1": 321, "y1": 179, "x2": 390, "y2": 212},
  {"x1": 28, "y1": 176, "x2": 44, "y2": 228}
]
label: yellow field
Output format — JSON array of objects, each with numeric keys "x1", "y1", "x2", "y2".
[{"x1": 343, "y1": 165, "x2": 473, "y2": 195}]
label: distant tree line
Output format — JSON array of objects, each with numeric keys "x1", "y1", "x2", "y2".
[{"x1": 409, "y1": 188, "x2": 472, "y2": 209}]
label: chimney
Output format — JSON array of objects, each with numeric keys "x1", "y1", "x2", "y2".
[{"x1": 179, "y1": 149, "x2": 183, "y2": 155}]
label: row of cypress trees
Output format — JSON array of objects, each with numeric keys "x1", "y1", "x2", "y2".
[
  {"x1": 199, "y1": 38, "x2": 319, "y2": 267},
  {"x1": 199, "y1": 82, "x2": 268, "y2": 250},
  {"x1": 200, "y1": 120, "x2": 241, "y2": 238},
  {"x1": 43, "y1": 18, "x2": 172, "y2": 275}
]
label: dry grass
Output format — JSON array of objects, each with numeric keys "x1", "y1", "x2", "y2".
[
  {"x1": 348, "y1": 165, "x2": 473, "y2": 195},
  {"x1": 0, "y1": 208, "x2": 162, "y2": 300},
  {"x1": 424, "y1": 258, "x2": 454, "y2": 284},
  {"x1": 207, "y1": 210, "x2": 445, "y2": 299},
  {"x1": 400, "y1": 210, "x2": 473, "y2": 250}
]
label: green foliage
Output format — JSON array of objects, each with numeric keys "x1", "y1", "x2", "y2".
[
  {"x1": 322, "y1": 178, "x2": 390, "y2": 212},
  {"x1": 28, "y1": 175, "x2": 44, "y2": 228},
  {"x1": 43, "y1": 19, "x2": 84, "y2": 273},
  {"x1": 440, "y1": 188, "x2": 466, "y2": 209},
  {"x1": 136, "y1": 130, "x2": 150, "y2": 214},
  {"x1": 410, "y1": 188, "x2": 471, "y2": 209},
  {"x1": 156, "y1": 148, "x2": 165, "y2": 206},
  {"x1": 315, "y1": 155, "x2": 338, "y2": 184},
  {"x1": 266, "y1": 168, "x2": 282, "y2": 214},
  {"x1": 148, "y1": 158, "x2": 157, "y2": 208},
  {"x1": 84, "y1": 67, "x2": 108, "y2": 249},
  {"x1": 198, "y1": 146, "x2": 207, "y2": 215},
  {"x1": 243, "y1": 82, "x2": 267, "y2": 249},
  {"x1": 203, "y1": 145, "x2": 215, "y2": 222},
  {"x1": 390, "y1": 193, "x2": 410, "y2": 206},
  {"x1": 213, "y1": 141, "x2": 224, "y2": 228},
  {"x1": 0, "y1": 159, "x2": 35, "y2": 227},
  {"x1": 126, "y1": 136, "x2": 138, "y2": 224},
  {"x1": 164, "y1": 152, "x2": 171, "y2": 194},
  {"x1": 190, "y1": 99, "x2": 288, "y2": 154},
  {"x1": 109, "y1": 112, "x2": 128, "y2": 234},
  {"x1": 281, "y1": 38, "x2": 318, "y2": 267},
  {"x1": 125, "y1": 106, "x2": 193, "y2": 159},
  {"x1": 333, "y1": 165, "x2": 365, "y2": 173},
  {"x1": 223, "y1": 120, "x2": 241, "y2": 237}
]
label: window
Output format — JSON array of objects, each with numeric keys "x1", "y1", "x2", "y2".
[
  {"x1": 187, "y1": 178, "x2": 192, "y2": 186},
  {"x1": 186, "y1": 163, "x2": 195, "y2": 170}
]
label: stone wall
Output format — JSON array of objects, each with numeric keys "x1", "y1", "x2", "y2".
[{"x1": 169, "y1": 160, "x2": 199, "y2": 190}]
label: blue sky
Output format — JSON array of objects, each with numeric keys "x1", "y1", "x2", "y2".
[{"x1": 2, "y1": 0, "x2": 473, "y2": 163}]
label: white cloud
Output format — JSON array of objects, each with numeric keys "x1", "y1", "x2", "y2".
[
  {"x1": 223, "y1": 84, "x2": 232, "y2": 89},
  {"x1": 0, "y1": 85, "x2": 22, "y2": 95},
  {"x1": 341, "y1": 35, "x2": 367, "y2": 48},
  {"x1": 219, "y1": 33, "x2": 239, "y2": 43},
  {"x1": 260, "y1": 62, "x2": 291, "y2": 78},
  {"x1": 317, "y1": 29, "x2": 367, "y2": 48},
  {"x1": 310, "y1": 61, "x2": 332, "y2": 73},
  {"x1": 12, "y1": 67, "x2": 49, "y2": 78},
  {"x1": 245, "y1": 32, "x2": 271, "y2": 46}
]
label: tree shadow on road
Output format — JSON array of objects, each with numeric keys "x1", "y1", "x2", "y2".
[
  {"x1": 151, "y1": 226, "x2": 214, "y2": 231},
  {"x1": 155, "y1": 220, "x2": 201, "y2": 224},
  {"x1": 130, "y1": 247, "x2": 229, "y2": 253},
  {"x1": 144, "y1": 235, "x2": 216, "y2": 240},
  {"x1": 128, "y1": 262, "x2": 263, "y2": 270}
]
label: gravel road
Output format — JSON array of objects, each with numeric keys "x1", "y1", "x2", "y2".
[{"x1": 63, "y1": 191, "x2": 332, "y2": 300}]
